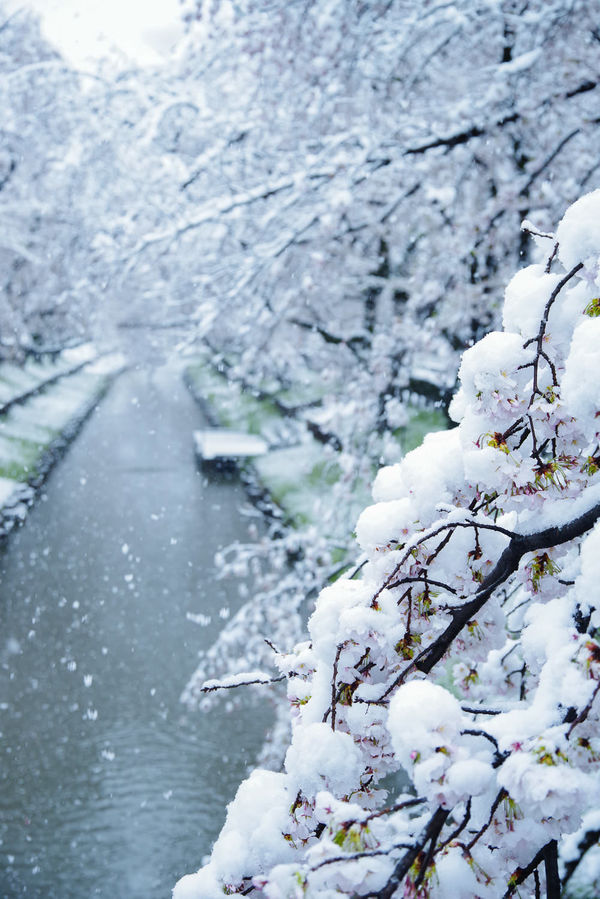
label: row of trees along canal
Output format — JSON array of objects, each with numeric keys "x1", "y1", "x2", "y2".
[{"x1": 2, "y1": 1, "x2": 600, "y2": 896}]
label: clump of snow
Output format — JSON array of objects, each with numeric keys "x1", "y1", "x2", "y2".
[
  {"x1": 383, "y1": 395, "x2": 408, "y2": 429},
  {"x1": 557, "y1": 188, "x2": 600, "y2": 274},
  {"x1": 498, "y1": 47, "x2": 541, "y2": 74},
  {"x1": 285, "y1": 722, "x2": 363, "y2": 797},
  {"x1": 388, "y1": 681, "x2": 462, "y2": 764},
  {"x1": 307, "y1": 580, "x2": 372, "y2": 662},
  {"x1": 445, "y1": 758, "x2": 493, "y2": 798},
  {"x1": 434, "y1": 849, "x2": 486, "y2": 899},
  {"x1": 562, "y1": 317, "x2": 600, "y2": 441},
  {"x1": 173, "y1": 770, "x2": 295, "y2": 898},
  {"x1": 575, "y1": 521, "x2": 600, "y2": 621},
  {"x1": 397, "y1": 429, "x2": 463, "y2": 520},
  {"x1": 456, "y1": 331, "x2": 530, "y2": 415},
  {"x1": 371, "y1": 461, "x2": 405, "y2": 502},
  {"x1": 355, "y1": 496, "x2": 416, "y2": 552},
  {"x1": 387, "y1": 681, "x2": 495, "y2": 806},
  {"x1": 364, "y1": 430, "x2": 463, "y2": 537},
  {"x1": 503, "y1": 265, "x2": 561, "y2": 338},
  {"x1": 497, "y1": 747, "x2": 587, "y2": 822},
  {"x1": 61, "y1": 343, "x2": 96, "y2": 366},
  {"x1": 0, "y1": 477, "x2": 21, "y2": 507}
]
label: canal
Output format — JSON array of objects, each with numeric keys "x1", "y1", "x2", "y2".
[{"x1": 0, "y1": 364, "x2": 272, "y2": 898}]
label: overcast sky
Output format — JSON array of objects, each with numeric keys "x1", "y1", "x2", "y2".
[{"x1": 6, "y1": 0, "x2": 184, "y2": 66}]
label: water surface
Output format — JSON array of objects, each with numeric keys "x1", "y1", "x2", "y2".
[{"x1": 0, "y1": 365, "x2": 271, "y2": 898}]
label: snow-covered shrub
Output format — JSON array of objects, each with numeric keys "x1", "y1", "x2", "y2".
[{"x1": 175, "y1": 192, "x2": 600, "y2": 897}]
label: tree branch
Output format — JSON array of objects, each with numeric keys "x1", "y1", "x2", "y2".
[
  {"x1": 200, "y1": 674, "x2": 286, "y2": 693},
  {"x1": 416, "y1": 498, "x2": 600, "y2": 675},
  {"x1": 366, "y1": 807, "x2": 450, "y2": 898},
  {"x1": 405, "y1": 114, "x2": 519, "y2": 155},
  {"x1": 520, "y1": 129, "x2": 581, "y2": 198}
]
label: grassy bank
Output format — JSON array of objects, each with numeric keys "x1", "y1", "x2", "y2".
[{"x1": 184, "y1": 357, "x2": 448, "y2": 552}]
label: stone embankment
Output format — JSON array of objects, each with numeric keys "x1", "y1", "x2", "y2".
[{"x1": 0, "y1": 345, "x2": 124, "y2": 537}]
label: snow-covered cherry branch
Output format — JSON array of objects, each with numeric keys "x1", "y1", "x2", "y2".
[{"x1": 175, "y1": 191, "x2": 600, "y2": 899}]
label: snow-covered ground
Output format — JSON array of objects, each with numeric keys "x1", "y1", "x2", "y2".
[
  {"x1": 184, "y1": 357, "x2": 447, "y2": 538},
  {"x1": 0, "y1": 343, "x2": 96, "y2": 410},
  {"x1": 0, "y1": 349, "x2": 124, "y2": 536}
]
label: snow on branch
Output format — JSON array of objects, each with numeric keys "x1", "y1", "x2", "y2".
[
  {"x1": 404, "y1": 114, "x2": 519, "y2": 155},
  {"x1": 199, "y1": 672, "x2": 286, "y2": 693},
  {"x1": 174, "y1": 193, "x2": 600, "y2": 899}
]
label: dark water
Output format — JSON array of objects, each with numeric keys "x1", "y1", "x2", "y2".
[{"x1": 0, "y1": 365, "x2": 272, "y2": 898}]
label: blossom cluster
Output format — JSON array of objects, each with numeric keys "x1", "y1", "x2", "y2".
[{"x1": 175, "y1": 192, "x2": 600, "y2": 898}]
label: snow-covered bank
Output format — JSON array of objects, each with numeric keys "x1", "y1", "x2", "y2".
[
  {"x1": 0, "y1": 350, "x2": 124, "y2": 537},
  {"x1": 0, "y1": 343, "x2": 97, "y2": 413},
  {"x1": 183, "y1": 357, "x2": 447, "y2": 542}
]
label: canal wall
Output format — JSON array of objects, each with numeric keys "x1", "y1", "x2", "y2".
[{"x1": 0, "y1": 348, "x2": 124, "y2": 538}]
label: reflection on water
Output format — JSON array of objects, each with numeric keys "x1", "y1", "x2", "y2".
[{"x1": 0, "y1": 365, "x2": 272, "y2": 898}]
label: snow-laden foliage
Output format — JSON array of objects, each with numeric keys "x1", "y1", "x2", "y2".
[
  {"x1": 0, "y1": 6, "x2": 129, "y2": 355},
  {"x1": 0, "y1": 4, "x2": 198, "y2": 360},
  {"x1": 5, "y1": 0, "x2": 600, "y2": 418},
  {"x1": 174, "y1": 193, "x2": 600, "y2": 897},
  {"x1": 175, "y1": 0, "x2": 600, "y2": 724},
  {"x1": 172, "y1": 0, "x2": 600, "y2": 402}
]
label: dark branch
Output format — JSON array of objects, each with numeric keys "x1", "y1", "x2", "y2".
[
  {"x1": 366, "y1": 807, "x2": 450, "y2": 898},
  {"x1": 565, "y1": 79, "x2": 598, "y2": 98},
  {"x1": 544, "y1": 839, "x2": 560, "y2": 899},
  {"x1": 566, "y1": 680, "x2": 600, "y2": 738},
  {"x1": 405, "y1": 114, "x2": 519, "y2": 155},
  {"x1": 520, "y1": 129, "x2": 580, "y2": 198},
  {"x1": 200, "y1": 674, "x2": 286, "y2": 693},
  {"x1": 416, "y1": 498, "x2": 600, "y2": 675},
  {"x1": 504, "y1": 843, "x2": 546, "y2": 897},
  {"x1": 466, "y1": 788, "x2": 506, "y2": 850}
]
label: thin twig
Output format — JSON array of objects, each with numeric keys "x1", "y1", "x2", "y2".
[
  {"x1": 330, "y1": 644, "x2": 344, "y2": 731},
  {"x1": 309, "y1": 843, "x2": 414, "y2": 873},
  {"x1": 440, "y1": 799, "x2": 472, "y2": 850},
  {"x1": 467, "y1": 789, "x2": 507, "y2": 850},
  {"x1": 566, "y1": 680, "x2": 600, "y2": 738},
  {"x1": 200, "y1": 674, "x2": 285, "y2": 693},
  {"x1": 366, "y1": 807, "x2": 450, "y2": 898}
]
